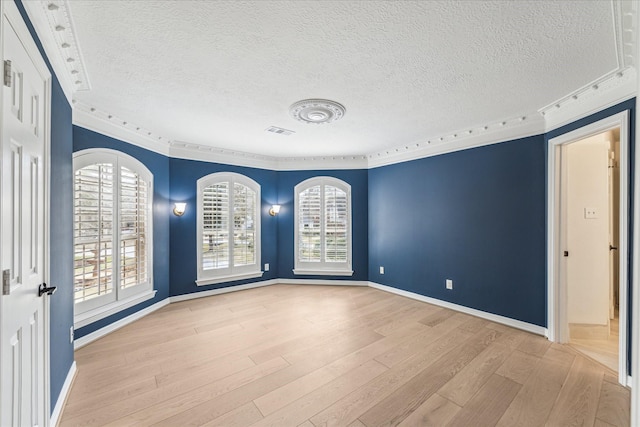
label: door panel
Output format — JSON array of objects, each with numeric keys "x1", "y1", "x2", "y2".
[{"x1": 1, "y1": 4, "x2": 49, "y2": 426}]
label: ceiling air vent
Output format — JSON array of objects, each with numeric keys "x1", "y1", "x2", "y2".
[{"x1": 266, "y1": 126, "x2": 295, "y2": 136}]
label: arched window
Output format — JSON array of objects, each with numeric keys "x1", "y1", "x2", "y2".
[
  {"x1": 197, "y1": 172, "x2": 262, "y2": 285},
  {"x1": 73, "y1": 149, "x2": 154, "y2": 319},
  {"x1": 294, "y1": 177, "x2": 352, "y2": 276}
]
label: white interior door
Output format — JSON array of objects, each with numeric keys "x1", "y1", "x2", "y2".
[{"x1": 1, "y1": 3, "x2": 50, "y2": 426}]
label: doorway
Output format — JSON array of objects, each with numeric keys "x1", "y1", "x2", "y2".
[
  {"x1": 562, "y1": 129, "x2": 620, "y2": 372},
  {"x1": 547, "y1": 111, "x2": 629, "y2": 386}
]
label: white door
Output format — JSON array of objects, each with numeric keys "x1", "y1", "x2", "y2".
[{"x1": 1, "y1": 3, "x2": 50, "y2": 426}]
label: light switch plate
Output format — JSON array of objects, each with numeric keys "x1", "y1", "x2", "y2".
[{"x1": 584, "y1": 207, "x2": 597, "y2": 219}]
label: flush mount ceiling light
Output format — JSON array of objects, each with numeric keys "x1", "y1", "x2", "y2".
[{"x1": 289, "y1": 99, "x2": 346, "y2": 125}]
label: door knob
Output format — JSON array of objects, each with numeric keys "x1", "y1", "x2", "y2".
[
  {"x1": 610, "y1": 245, "x2": 618, "y2": 251},
  {"x1": 38, "y1": 283, "x2": 57, "y2": 297}
]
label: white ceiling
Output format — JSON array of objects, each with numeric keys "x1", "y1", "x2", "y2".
[{"x1": 62, "y1": 0, "x2": 620, "y2": 158}]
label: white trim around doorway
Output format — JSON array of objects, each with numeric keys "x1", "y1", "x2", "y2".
[{"x1": 547, "y1": 110, "x2": 630, "y2": 386}]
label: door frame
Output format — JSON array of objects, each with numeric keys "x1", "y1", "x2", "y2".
[
  {"x1": 0, "y1": 0, "x2": 53, "y2": 424},
  {"x1": 547, "y1": 110, "x2": 629, "y2": 386}
]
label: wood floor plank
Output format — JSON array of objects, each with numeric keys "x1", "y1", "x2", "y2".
[
  {"x1": 358, "y1": 328, "x2": 501, "y2": 427},
  {"x1": 62, "y1": 376, "x2": 157, "y2": 419},
  {"x1": 309, "y1": 328, "x2": 474, "y2": 427},
  {"x1": 396, "y1": 393, "x2": 461, "y2": 427},
  {"x1": 248, "y1": 360, "x2": 388, "y2": 427},
  {"x1": 445, "y1": 374, "x2": 521, "y2": 427},
  {"x1": 419, "y1": 307, "x2": 456, "y2": 327},
  {"x1": 594, "y1": 418, "x2": 618, "y2": 427},
  {"x1": 495, "y1": 349, "x2": 541, "y2": 385},
  {"x1": 596, "y1": 379, "x2": 631, "y2": 427},
  {"x1": 517, "y1": 333, "x2": 552, "y2": 357},
  {"x1": 97, "y1": 359, "x2": 289, "y2": 427},
  {"x1": 495, "y1": 346, "x2": 575, "y2": 427},
  {"x1": 59, "y1": 285, "x2": 631, "y2": 427},
  {"x1": 255, "y1": 323, "x2": 426, "y2": 416},
  {"x1": 374, "y1": 313, "x2": 469, "y2": 368},
  {"x1": 545, "y1": 356, "x2": 604, "y2": 426},
  {"x1": 200, "y1": 402, "x2": 264, "y2": 427},
  {"x1": 438, "y1": 341, "x2": 513, "y2": 406}
]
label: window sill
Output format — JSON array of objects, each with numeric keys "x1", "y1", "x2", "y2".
[
  {"x1": 74, "y1": 289, "x2": 157, "y2": 329},
  {"x1": 196, "y1": 271, "x2": 264, "y2": 286},
  {"x1": 293, "y1": 269, "x2": 354, "y2": 277}
]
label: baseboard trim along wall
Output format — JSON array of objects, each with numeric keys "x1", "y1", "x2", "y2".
[
  {"x1": 278, "y1": 278, "x2": 369, "y2": 286},
  {"x1": 50, "y1": 361, "x2": 76, "y2": 427},
  {"x1": 169, "y1": 279, "x2": 280, "y2": 303},
  {"x1": 74, "y1": 298, "x2": 170, "y2": 350},
  {"x1": 75, "y1": 279, "x2": 547, "y2": 351},
  {"x1": 368, "y1": 281, "x2": 548, "y2": 336}
]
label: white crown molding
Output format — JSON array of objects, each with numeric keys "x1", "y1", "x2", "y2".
[
  {"x1": 275, "y1": 155, "x2": 368, "y2": 171},
  {"x1": 618, "y1": 0, "x2": 637, "y2": 68},
  {"x1": 22, "y1": 0, "x2": 90, "y2": 104},
  {"x1": 73, "y1": 101, "x2": 170, "y2": 156},
  {"x1": 539, "y1": 67, "x2": 637, "y2": 133},
  {"x1": 169, "y1": 141, "x2": 369, "y2": 171},
  {"x1": 366, "y1": 113, "x2": 546, "y2": 169},
  {"x1": 169, "y1": 141, "x2": 280, "y2": 170}
]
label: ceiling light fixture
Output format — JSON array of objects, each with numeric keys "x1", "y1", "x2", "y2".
[{"x1": 289, "y1": 99, "x2": 345, "y2": 125}]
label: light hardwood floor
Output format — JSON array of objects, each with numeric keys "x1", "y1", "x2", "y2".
[
  {"x1": 570, "y1": 314, "x2": 620, "y2": 373},
  {"x1": 60, "y1": 285, "x2": 630, "y2": 427}
]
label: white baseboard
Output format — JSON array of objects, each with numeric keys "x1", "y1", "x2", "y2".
[
  {"x1": 74, "y1": 279, "x2": 547, "y2": 352},
  {"x1": 50, "y1": 361, "x2": 76, "y2": 427},
  {"x1": 278, "y1": 278, "x2": 369, "y2": 286},
  {"x1": 368, "y1": 281, "x2": 547, "y2": 336},
  {"x1": 73, "y1": 298, "x2": 170, "y2": 349},
  {"x1": 170, "y1": 279, "x2": 279, "y2": 303}
]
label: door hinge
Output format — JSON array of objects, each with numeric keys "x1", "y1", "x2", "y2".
[
  {"x1": 2, "y1": 269, "x2": 10, "y2": 295},
  {"x1": 3, "y1": 60, "x2": 12, "y2": 87}
]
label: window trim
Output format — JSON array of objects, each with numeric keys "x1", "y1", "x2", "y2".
[
  {"x1": 294, "y1": 176, "x2": 353, "y2": 276},
  {"x1": 196, "y1": 172, "x2": 263, "y2": 286},
  {"x1": 72, "y1": 148, "x2": 154, "y2": 323}
]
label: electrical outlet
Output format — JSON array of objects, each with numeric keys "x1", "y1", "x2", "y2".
[
  {"x1": 264, "y1": 263, "x2": 269, "y2": 272},
  {"x1": 70, "y1": 326, "x2": 74, "y2": 343},
  {"x1": 379, "y1": 266, "x2": 384, "y2": 274},
  {"x1": 584, "y1": 207, "x2": 597, "y2": 219},
  {"x1": 446, "y1": 279, "x2": 453, "y2": 290}
]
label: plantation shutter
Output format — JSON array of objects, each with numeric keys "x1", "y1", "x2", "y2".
[
  {"x1": 120, "y1": 166, "x2": 148, "y2": 289},
  {"x1": 202, "y1": 182, "x2": 230, "y2": 270},
  {"x1": 299, "y1": 185, "x2": 322, "y2": 262},
  {"x1": 325, "y1": 185, "x2": 348, "y2": 262},
  {"x1": 233, "y1": 183, "x2": 256, "y2": 267},
  {"x1": 73, "y1": 163, "x2": 114, "y2": 303}
]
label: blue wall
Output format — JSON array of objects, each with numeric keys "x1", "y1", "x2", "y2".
[
  {"x1": 14, "y1": 0, "x2": 75, "y2": 409},
  {"x1": 169, "y1": 158, "x2": 279, "y2": 296},
  {"x1": 276, "y1": 170, "x2": 369, "y2": 281},
  {"x1": 72, "y1": 127, "x2": 171, "y2": 337},
  {"x1": 368, "y1": 136, "x2": 547, "y2": 326}
]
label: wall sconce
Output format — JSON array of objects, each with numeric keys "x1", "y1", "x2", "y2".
[
  {"x1": 269, "y1": 204, "x2": 281, "y2": 216},
  {"x1": 173, "y1": 202, "x2": 186, "y2": 216}
]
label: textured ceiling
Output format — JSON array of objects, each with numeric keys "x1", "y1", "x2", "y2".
[{"x1": 67, "y1": 0, "x2": 618, "y2": 158}]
